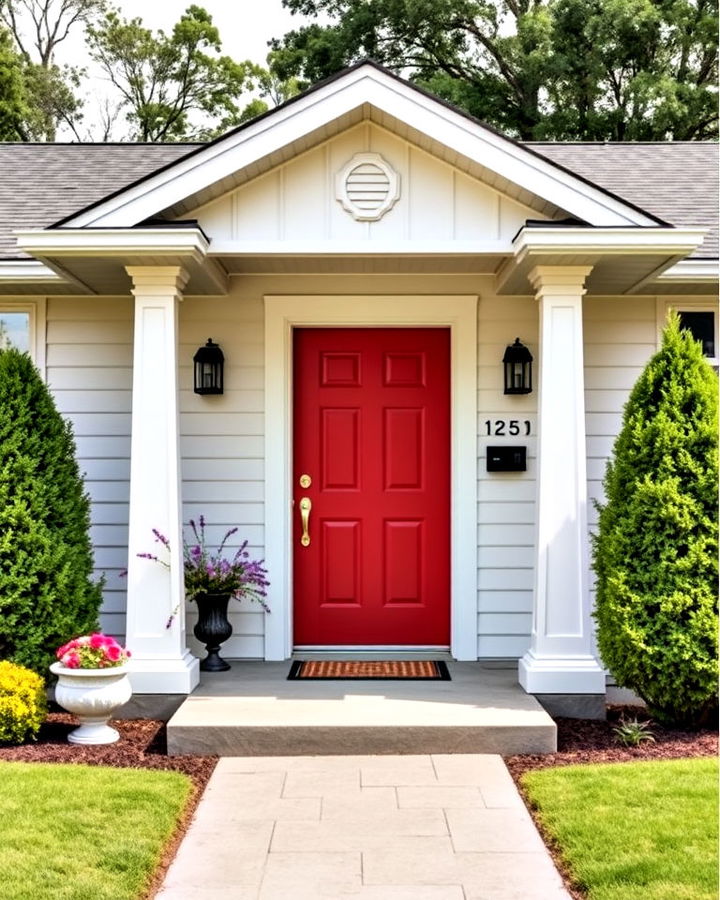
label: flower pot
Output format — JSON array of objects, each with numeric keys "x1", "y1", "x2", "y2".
[
  {"x1": 193, "y1": 592, "x2": 233, "y2": 672},
  {"x1": 50, "y1": 662, "x2": 132, "y2": 745}
]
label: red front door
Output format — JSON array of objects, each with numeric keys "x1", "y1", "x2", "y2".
[{"x1": 293, "y1": 328, "x2": 450, "y2": 646}]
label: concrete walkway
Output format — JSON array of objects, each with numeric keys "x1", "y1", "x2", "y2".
[{"x1": 156, "y1": 754, "x2": 570, "y2": 900}]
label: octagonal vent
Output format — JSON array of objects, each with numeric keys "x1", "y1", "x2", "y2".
[{"x1": 336, "y1": 152, "x2": 400, "y2": 222}]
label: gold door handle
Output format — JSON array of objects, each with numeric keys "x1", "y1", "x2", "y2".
[{"x1": 299, "y1": 497, "x2": 312, "y2": 547}]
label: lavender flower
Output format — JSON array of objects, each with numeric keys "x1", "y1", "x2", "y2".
[{"x1": 138, "y1": 517, "x2": 270, "y2": 624}]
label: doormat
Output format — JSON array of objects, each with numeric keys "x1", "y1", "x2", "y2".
[{"x1": 287, "y1": 660, "x2": 451, "y2": 680}]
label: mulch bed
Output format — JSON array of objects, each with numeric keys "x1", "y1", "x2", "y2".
[{"x1": 1, "y1": 705, "x2": 716, "y2": 900}]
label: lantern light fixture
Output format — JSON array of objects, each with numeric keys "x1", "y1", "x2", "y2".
[
  {"x1": 503, "y1": 338, "x2": 533, "y2": 395},
  {"x1": 193, "y1": 338, "x2": 224, "y2": 395}
]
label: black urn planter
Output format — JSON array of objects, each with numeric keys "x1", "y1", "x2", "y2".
[{"x1": 193, "y1": 592, "x2": 233, "y2": 672}]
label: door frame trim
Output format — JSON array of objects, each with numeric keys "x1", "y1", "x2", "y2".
[{"x1": 263, "y1": 294, "x2": 478, "y2": 661}]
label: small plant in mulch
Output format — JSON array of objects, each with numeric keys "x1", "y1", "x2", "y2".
[{"x1": 612, "y1": 716, "x2": 656, "y2": 747}]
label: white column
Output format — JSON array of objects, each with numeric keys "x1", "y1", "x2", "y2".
[
  {"x1": 519, "y1": 266, "x2": 605, "y2": 694},
  {"x1": 124, "y1": 266, "x2": 199, "y2": 694}
]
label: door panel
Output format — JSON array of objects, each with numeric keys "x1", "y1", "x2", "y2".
[{"x1": 293, "y1": 328, "x2": 450, "y2": 645}]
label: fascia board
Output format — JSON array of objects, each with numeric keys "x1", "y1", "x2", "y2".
[
  {"x1": 513, "y1": 227, "x2": 708, "y2": 262},
  {"x1": 0, "y1": 260, "x2": 64, "y2": 282},
  {"x1": 15, "y1": 228, "x2": 210, "y2": 261},
  {"x1": 656, "y1": 259, "x2": 719, "y2": 282},
  {"x1": 208, "y1": 238, "x2": 512, "y2": 256},
  {"x1": 58, "y1": 67, "x2": 660, "y2": 231}
]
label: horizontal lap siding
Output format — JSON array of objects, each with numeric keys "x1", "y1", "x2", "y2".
[
  {"x1": 477, "y1": 294, "x2": 537, "y2": 658},
  {"x1": 46, "y1": 297, "x2": 133, "y2": 640},
  {"x1": 583, "y1": 296, "x2": 657, "y2": 655},
  {"x1": 179, "y1": 294, "x2": 266, "y2": 659}
]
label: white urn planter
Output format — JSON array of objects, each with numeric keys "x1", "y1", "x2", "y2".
[{"x1": 50, "y1": 662, "x2": 132, "y2": 745}]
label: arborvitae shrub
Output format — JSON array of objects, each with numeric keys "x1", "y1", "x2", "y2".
[
  {"x1": 0, "y1": 660, "x2": 46, "y2": 743},
  {"x1": 592, "y1": 315, "x2": 719, "y2": 727},
  {"x1": 0, "y1": 349, "x2": 103, "y2": 674}
]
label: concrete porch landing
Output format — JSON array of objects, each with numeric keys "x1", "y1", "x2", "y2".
[{"x1": 166, "y1": 662, "x2": 556, "y2": 756}]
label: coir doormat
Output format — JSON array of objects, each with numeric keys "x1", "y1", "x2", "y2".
[{"x1": 287, "y1": 660, "x2": 451, "y2": 680}]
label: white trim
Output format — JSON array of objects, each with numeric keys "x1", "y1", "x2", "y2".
[
  {"x1": 58, "y1": 65, "x2": 659, "y2": 230},
  {"x1": 656, "y1": 297, "x2": 719, "y2": 368},
  {"x1": 210, "y1": 239, "x2": 511, "y2": 256},
  {"x1": 263, "y1": 294, "x2": 478, "y2": 662},
  {"x1": 513, "y1": 226, "x2": 708, "y2": 260},
  {"x1": 0, "y1": 298, "x2": 46, "y2": 376},
  {"x1": 335, "y1": 151, "x2": 400, "y2": 221},
  {"x1": 0, "y1": 261, "x2": 63, "y2": 283},
  {"x1": 656, "y1": 259, "x2": 719, "y2": 282},
  {"x1": 15, "y1": 228, "x2": 209, "y2": 261},
  {"x1": 519, "y1": 266, "x2": 605, "y2": 694}
]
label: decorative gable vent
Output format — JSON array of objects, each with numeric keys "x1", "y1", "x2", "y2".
[{"x1": 336, "y1": 153, "x2": 400, "y2": 221}]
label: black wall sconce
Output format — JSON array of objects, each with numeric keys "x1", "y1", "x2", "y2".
[
  {"x1": 193, "y1": 338, "x2": 224, "y2": 395},
  {"x1": 503, "y1": 338, "x2": 533, "y2": 394}
]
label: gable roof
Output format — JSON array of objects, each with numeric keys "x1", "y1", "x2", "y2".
[
  {"x1": 0, "y1": 62, "x2": 716, "y2": 262},
  {"x1": 527, "y1": 142, "x2": 719, "y2": 259}
]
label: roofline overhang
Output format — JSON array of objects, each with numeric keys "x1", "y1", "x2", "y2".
[
  {"x1": 656, "y1": 258, "x2": 719, "y2": 283},
  {"x1": 0, "y1": 259, "x2": 64, "y2": 282},
  {"x1": 52, "y1": 65, "x2": 663, "y2": 232},
  {"x1": 512, "y1": 226, "x2": 708, "y2": 262},
  {"x1": 15, "y1": 227, "x2": 210, "y2": 261}
]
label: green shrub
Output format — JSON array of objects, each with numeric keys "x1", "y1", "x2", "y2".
[
  {"x1": 592, "y1": 315, "x2": 719, "y2": 728},
  {"x1": 0, "y1": 349, "x2": 103, "y2": 674},
  {"x1": 0, "y1": 661, "x2": 47, "y2": 743}
]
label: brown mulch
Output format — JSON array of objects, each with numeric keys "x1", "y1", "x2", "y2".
[
  {"x1": 0, "y1": 712, "x2": 218, "y2": 899},
  {"x1": 505, "y1": 705, "x2": 718, "y2": 900},
  {"x1": 506, "y1": 705, "x2": 718, "y2": 780}
]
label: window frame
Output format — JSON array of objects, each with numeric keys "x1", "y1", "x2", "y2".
[
  {"x1": 657, "y1": 297, "x2": 719, "y2": 368},
  {"x1": 0, "y1": 299, "x2": 46, "y2": 375}
]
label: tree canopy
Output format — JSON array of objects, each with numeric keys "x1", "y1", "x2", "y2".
[{"x1": 272, "y1": 0, "x2": 719, "y2": 140}]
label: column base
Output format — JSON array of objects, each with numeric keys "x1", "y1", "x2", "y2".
[
  {"x1": 127, "y1": 650, "x2": 200, "y2": 694},
  {"x1": 519, "y1": 650, "x2": 605, "y2": 694}
]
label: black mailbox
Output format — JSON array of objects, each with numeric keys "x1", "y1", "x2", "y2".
[{"x1": 487, "y1": 446, "x2": 526, "y2": 472}]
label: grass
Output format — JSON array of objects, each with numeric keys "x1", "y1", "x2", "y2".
[
  {"x1": 0, "y1": 761, "x2": 192, "y2": 900},
  {"x1": 522, "y1": 757, "x2": 719, "y2": 900}
]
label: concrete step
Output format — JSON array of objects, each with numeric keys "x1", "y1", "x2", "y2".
[{"x1": 166, "y1": 661, "x2": 557, "y2": 756}]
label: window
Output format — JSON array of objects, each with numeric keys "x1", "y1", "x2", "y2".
[
  {"x1": 678, "y1": 310, "x2": 715, "y2": 359},
  {"x1": 658, "y1": 300, "x2": 718, "y2": 369},
  {"x1": 0, "y1": 301, "x2": 46, "y2": 373},
  {"x1": 0, "y1": 311, "x2": 30, "y2": 352}
]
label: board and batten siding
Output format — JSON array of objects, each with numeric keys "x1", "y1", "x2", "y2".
[{"x1": 191, "y1": 122, "x2": 544, "y2": 246}]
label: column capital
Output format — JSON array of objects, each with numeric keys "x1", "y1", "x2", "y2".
[
  {"x1": 528, "y1": 265, "x2": 593, "y2": 298},
  {"x1": 125, "y1": 265, "x2": 190, "y2": 296}
]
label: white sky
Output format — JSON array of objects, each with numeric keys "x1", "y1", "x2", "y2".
[{"x1": 42, "y1": 0, "x2": 317, "y2": 138}]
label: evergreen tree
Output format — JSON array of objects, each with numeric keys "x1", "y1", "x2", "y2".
[
  {"x1": 0, "y1": 349, "x2": 102, "y2": 674},
  {"x1": 592, "y1": 315, "x2": 718, "y2": 727}
]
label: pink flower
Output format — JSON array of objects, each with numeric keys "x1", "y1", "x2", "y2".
[
  {"x1": 89, "y1": 633, "x2": 105, "y2": 649},
  {"x1": 63, "y1": 651, "x2": 81, "y2": 668},
  {"x1": 106, "y1": 645, "x2": 121, "y2": 662}
]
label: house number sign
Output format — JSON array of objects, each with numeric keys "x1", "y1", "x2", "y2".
[{"x1": 484, "y1": 419, "x2": 532, "y2": 436}]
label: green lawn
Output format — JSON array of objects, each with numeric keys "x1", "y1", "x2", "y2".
[
  {"x1": 522, "y1": 757, "x2": 719, "y2": 900},
  {"x1": 0, "y1": 761, "x2": 192, "y2": 900}
]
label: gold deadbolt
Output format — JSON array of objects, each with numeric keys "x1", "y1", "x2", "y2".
[{"x1": 299, "y1": 473, "x2": 312, "y2": 488}]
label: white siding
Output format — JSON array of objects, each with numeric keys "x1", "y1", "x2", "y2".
[
  {"x1": 476, "y1": 293, "x2": 537, "y2": 658},
  {"x1": 46, "y1": 296, "x2": 133, "y2": 639},
  {"x1": 188, "y1": 123, "x2": 545, "y2": 246}
]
